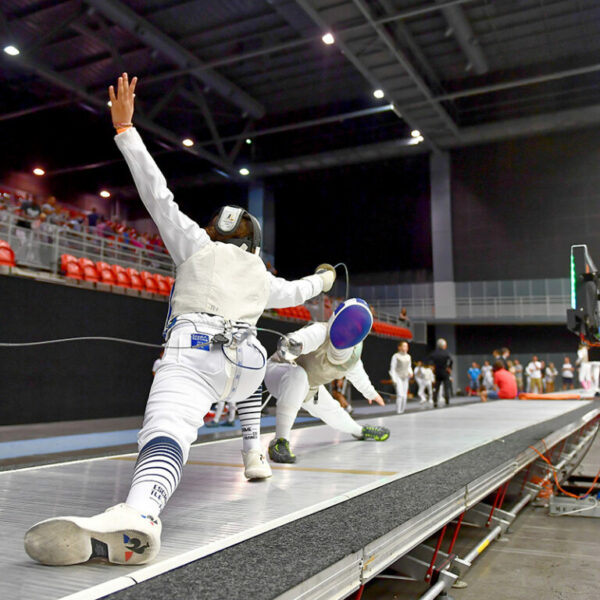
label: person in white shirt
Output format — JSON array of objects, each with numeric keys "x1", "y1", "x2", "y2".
[
  {"x1": 526, "y1": 356, "x2": 543, "y2": 393},
  {"x1": 413, "y1": 361, "x2": 427, "y2": 404},
  {"x1": 264, "y1": 299, "x2": 389, "y2": 463},
  {"x1": 480, "y1": 360, "x2": 494, "y2": 391},
  {"x1": 390, "y1": 341, "x2": 413, "y2": 414},
  {"x1": 25, "y1": 73, "x2": 335, "y2": 568},
  {"x1": 561, "y1": 357, "x2": 575, "y2": 390}
]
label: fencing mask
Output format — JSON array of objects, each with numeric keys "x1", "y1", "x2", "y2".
[
  {"x1": 214, "y1": 205, "x2": 262, "y2": 255},
  {"x1": 327, "y1": 298, "x2": 373, "y2": 364}
]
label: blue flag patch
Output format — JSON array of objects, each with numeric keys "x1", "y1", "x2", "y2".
[{"x1": 191, "y1": 333, "x2": 210, "y2": 351}]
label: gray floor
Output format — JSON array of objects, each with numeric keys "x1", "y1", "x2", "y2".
[{"x1": 363, "y1": 433, "x2": 600, "y2": 600}]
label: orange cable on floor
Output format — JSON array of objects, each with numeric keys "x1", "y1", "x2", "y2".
[{"x1": 528, "y1": 444, "x2": 600, "y2": 499}]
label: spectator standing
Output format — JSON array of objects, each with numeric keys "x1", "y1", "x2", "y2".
[
  {"x1": 467, "y1": 362, "x2": 481, "y2": 396},
  {"x1": 576, "y1": 344, "x2": 591, "y2": 389},
  {"x1": 561, "y1": 357, "x2": 575, "y2": 390},
  {"x1": 513, "y1": 359, "x2": 524, "y2": 392},
  {"x1": 87, "y1": 207, "x2": 100, "y2": 228},
  {"x1": 398, "y1": 307, "x2": 410, "y2": 326},
  {"x1": 526, "y1": 356, "x2": 543, "y2": 394},
  {"x1": 544, "y1": 362, "x2": 558, "y2": 393},
  {"x1": 389, "y1": 341, "x2": 413, "y2": 414},
  {"x1": 481, "y1": 360, "x2": 494, "y2": 391},
  {"x1": 429, "y1": 338, "x2": 453, "y2": 407}
]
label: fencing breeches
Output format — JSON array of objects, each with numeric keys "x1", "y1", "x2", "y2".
[
  {"x1": 127, "y1": 322, "x2": 266, "y2": 515},
  {"x1": 394, "y1": 377, "x2": 410, "y2": 413}
]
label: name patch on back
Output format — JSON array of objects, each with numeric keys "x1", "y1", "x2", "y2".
[{"x1": 191, "y1": 333, "x2": 210, "y2": 351}]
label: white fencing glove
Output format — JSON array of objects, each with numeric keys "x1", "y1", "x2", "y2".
[
  {"x1": 277, "y1": 337, "x2": 303, "y2": 362},
  {"x1": 315, "y1": 263, "x2": 336, "y2": 292}
]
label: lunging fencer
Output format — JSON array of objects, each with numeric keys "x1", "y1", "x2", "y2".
[
  {"x1": 24, "y1": 73, "x2": 336, "y2": 567},
  {"x1": 264, "y1": 298, "x2": 390, "y2": 464}
]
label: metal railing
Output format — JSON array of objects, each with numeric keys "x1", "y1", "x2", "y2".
[
  {"x1": 0, "y1": 212, "x2": 175, "y2": 276},
  {"x1": 372, "y1": 294, "x2": 569, "y2": 322}
]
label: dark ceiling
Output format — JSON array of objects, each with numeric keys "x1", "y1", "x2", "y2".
[{"x1": 2, "y1": 0, "x2": 600, "y2": 200}]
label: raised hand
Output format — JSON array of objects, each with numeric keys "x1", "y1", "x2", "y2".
[{"x1": 108, "y1": 72, "x2": 138, "y2": 129}]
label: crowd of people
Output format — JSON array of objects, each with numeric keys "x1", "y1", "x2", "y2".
[
  {"x1": 466, "y1": 347, "x2": 580, "y2": 398},
  {"x1": 0, "y1": 190, "x2": 166, "y2": 254}
]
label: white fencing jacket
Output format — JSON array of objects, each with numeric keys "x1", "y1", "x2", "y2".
[
  {"x1": 115, "y1": 128, "x2": 323, "y2": 325},
  {"x1": 272, "y1": 322, "x2": 377, "y2": 402}
]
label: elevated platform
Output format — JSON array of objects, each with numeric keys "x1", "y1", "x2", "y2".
[{"x1": 1, "y1": 400, "x2": 598, "y2": 600}]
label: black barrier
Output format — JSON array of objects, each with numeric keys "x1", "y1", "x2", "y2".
[{"x1": 0, "y1": 275, "x2": 422, "y2": 425}]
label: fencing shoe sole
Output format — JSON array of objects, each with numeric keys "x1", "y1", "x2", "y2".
[{"x1": 24, "y1": 503, "x2": 161, "y2": 566}]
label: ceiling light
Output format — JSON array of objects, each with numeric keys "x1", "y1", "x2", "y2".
[
  {"x1": 373, "y1": 89, "x2": 384, "y2": 99},
  {"x1": 33, "y1": 167, "x2": 45, "y2": 176},
  {"x1": 99, "y1": 190, "x2": 111, "y2": 198},
  {"x1": 245, "y1": 138, "x2": 252, "y2": 145},
  {"x1": 182, "y1": 138, "x2": 194, "y2": 147},
  {"x1": 107, "y1": 101, "x2": 112, "y2": 107},
  {"x1": 322, "y1": 33, "x2": 335, "y2": 45},
  {"x1": 411, "y1": 129, "x2": 421, "y2": 138},
  {"x1": 4, "y1": 45, "x2": 20, "y2": 56},
  {"x1": 239, "y1": 168, "x2": 250, "y2": 176}
]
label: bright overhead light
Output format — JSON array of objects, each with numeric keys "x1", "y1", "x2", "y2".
[
  {"x1": 408, "y1": 135, "x2": 425, "y2": 145},
  {"x1": 239, "y1": 168, "x2": 250, "y2": 176},
  {"x1": 33, "y1": 167, "x2": 45, "y2": 176},
  {"x1": 4, "y1": 45, "x2": 20, "y2": 56},
  {"x1": 99, "y1": 190, "x2": 111, "y2": 198},
  {"x1": 322, "y1": 33, "x2": 335, "y2": 45},
  {"x1": 411, "y1": 129, "x2": 421, "y2": 138},
  {"x1": 245, "y1": 138, "x2": 252, "y2": 145},
  {"x1": 182, "y1": 138, "x2": 194, "y2": 147},
  {"x1": 107, "y1": 100, "x2": 112, "y2": 107},
  {"x1": 373, "y1": 89, "x2": 384, "y2": 99}
]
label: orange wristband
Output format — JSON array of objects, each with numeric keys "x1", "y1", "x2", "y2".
[{"x1": 116, "y1": 126, "x2": 131, "y2": 134}]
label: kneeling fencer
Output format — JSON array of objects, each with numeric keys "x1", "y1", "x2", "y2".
[
  {"x1": 24, "y1": 73, "x2": 335, "y2": 567},
  {"x1": 264, "y1": 298, "x2": 390, "y2": 464}
]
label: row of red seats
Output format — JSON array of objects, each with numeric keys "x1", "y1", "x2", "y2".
[
  {"x1": 275, "y1": 305, "x2": 312, "y2": 321},
  {"x1": 372, "y1": 321, "x2": 413, "y2": 340},
  {"x1": 0, "y1": 239, "x2": 16, "y2": 266},
  {"x1": 61, "y1": 254, "x2": 173, "y2": 296}
]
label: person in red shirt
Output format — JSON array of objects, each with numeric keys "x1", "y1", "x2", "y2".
[{"x1": 481, "y1": 361, "x2": 518, "y2": 401}]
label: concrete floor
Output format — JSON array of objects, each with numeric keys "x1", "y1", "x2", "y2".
[{"x1": 362, "y1": 432, "x2": 600, "y2": 600}]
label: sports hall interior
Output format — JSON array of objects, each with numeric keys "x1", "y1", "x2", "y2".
[{"x1": 1, "y1": 2, "x2": 599, "y2": 600}]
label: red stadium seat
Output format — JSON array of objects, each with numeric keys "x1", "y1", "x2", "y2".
[
  {"x1": 0, "y1": 245, "x2": 16, "y2": 267},
  {"x1": 0, "y1": 239, "x2": 12, "y2": 249},
  {"x1": 114, "y1": 271, "x2": 132, "y2": 288},
  {"x1": 78, "y1": 257, "x2": 95, "y2": 270},
  {"x1": 82, "y1": 265, "x2": 100, "y2": 282},
  {"x1": 61, "y1": 253, "x2": 78, "y2": 273},
  {"x1": 143, "y1": 274, "x2": 158, "y2": 294},
  {"x1": 96, "y1": 261, "x2": 111, "y2": 273},
  {"x1": 64, "y1": 261, "x2": 83, "y2": 280},
  {"x1": 111, "y1": 263, "x2": 127, "y2": 275},
  {"x1": 99, "y1": 267, "x2": 116, "y2": 285}
]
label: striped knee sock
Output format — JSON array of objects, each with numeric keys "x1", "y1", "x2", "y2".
[
  {"x1": 237, "y1": 386, "x2": 263, "y2": 451},
  {"x1": 125, "y1": 436, "x2": 183, "y2": 516}
]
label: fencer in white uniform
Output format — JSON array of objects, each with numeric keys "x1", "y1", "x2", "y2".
[
  {"x1": 264, "y1": 298, "x2": 389, "y2": 463},
  {"x1": 24, "y1": 73, "x2": 335, "y2": 568},
  {"x1": 390, "y1": 341, "x2": 413, "y2": 414}
]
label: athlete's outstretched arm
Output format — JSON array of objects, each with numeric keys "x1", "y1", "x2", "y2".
[
  {"x1": 109, "y1": 73, "x2": 208, "y2": 266},
  {"x1": 347, "y1": 360, "x2": 384, "y2": 405}
]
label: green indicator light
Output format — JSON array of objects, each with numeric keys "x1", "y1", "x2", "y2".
[{"x1": 570, "y1": 251, "x2": 576, "y2": 309}]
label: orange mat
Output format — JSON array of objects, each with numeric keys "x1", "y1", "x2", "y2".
[{"x1": 518, "y1": 393, "x2": 582, "y2": 400}]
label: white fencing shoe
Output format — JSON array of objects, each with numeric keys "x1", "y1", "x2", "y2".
[
  {"x1": 24, "y1": 503, "x2": 161, "y2": 566},
  {"x1": 242, "y1": 449, "x2": 272, "y2": 480}
]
